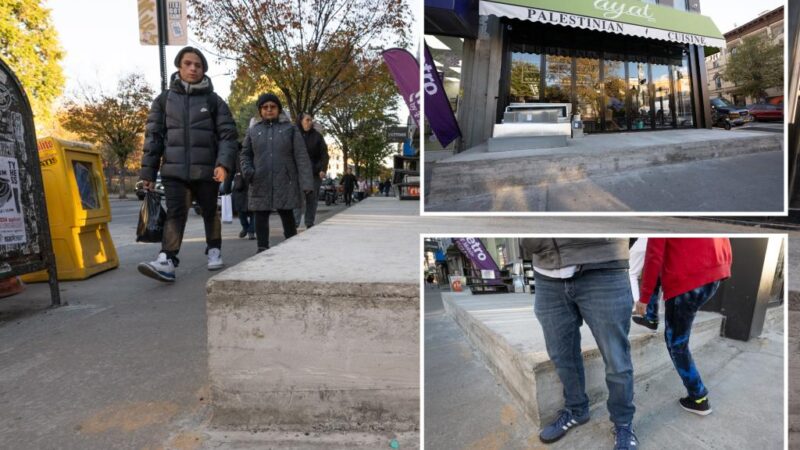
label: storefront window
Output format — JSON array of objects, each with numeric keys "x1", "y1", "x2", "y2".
[
  {"x1": 674, "y1": 55, "x2": 694, "y2": 128},
  {"x1": 628, "y1": 62, "x2": 650, "y2": 130},
  {"x1": 604, "y1": 59, "x2": 628, "y2": 131},
  {"x1": 674, "y1": 0, "x2": 688, "y2": 11},
  {"x1": 652, "y1": 64, "x2": 675, "y2": 129},
  {"x1": 575, "y1": 57, "x2": 601, "y2": 133},
  {"x1": 509, "y1": 51, "x2": 541, "y2": 103},
  {"x1": 544, "y1": 55, "x2": 572, "y2": 104}
]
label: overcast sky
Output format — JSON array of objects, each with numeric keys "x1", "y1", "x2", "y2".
[
  {"x1": 700, "y1": 0, "x2": 784, "y2": 33},
  {"x1": 48, "y1": 0, "x2": 422, "y2": 118}
]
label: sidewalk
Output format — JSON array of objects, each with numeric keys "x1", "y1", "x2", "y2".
[{"x1": 425, "y1": 286, "x2": 784, "y2": 450}]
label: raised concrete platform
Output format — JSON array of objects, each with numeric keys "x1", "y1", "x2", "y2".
[
  {"x1": 442, "y1": 291, "x2": 723, "y2": 427},
  {"x1": 426, "y1": 129, "x2": 782, "y2": 211}
]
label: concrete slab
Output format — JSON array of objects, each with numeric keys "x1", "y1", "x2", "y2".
[
  {"x1": 441, "y1": 292, "x2": 723, "y2": 427},
  {"x1": 425, "y1": 128, "x2": 783, "y2": 212},
  {"x1": 425, "y1": 287, "x2": 784, "y2": 450}
]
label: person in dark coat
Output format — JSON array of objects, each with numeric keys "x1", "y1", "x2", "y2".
[
  {"x1": 240, "y1": 93, "x2": 313, "y2": 253},
  {"x1": 340, "y1": 168, "x2": 357, "y2": 206},
  {"x1": 292, "y1": 112, "x2": 329, "y2": 229},
  {"x1": 138, "y1": 46, "x2": 238, "y2": 282}
]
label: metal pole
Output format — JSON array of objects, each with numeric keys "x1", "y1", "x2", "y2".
[{"x1": 156, "y1": 0, "x2": 168, "y2": 92}]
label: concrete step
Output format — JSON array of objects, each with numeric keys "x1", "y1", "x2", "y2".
[
  {"x1": 426, "y1": 130, "x2": 781, "y2": 207},
  {"x1": 442, "y1": 292, "x2": 724, "y2": 428}
]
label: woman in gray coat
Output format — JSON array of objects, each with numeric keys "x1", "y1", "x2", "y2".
[{"x1": 240, "y1": 93, "x2": 313, "y2": 252}]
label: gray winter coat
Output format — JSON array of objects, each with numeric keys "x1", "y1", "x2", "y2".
[
  {"x1": 140, "y1": 73, "x2": 238, "y2": 182},
  {"x1": 520, "y1": 238, "x2": 629, "y2": 270},
  {"x1": 240, "y1": 118, "x2": 313, "y2": 211}
]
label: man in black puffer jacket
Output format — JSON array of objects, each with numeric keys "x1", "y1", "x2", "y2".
[
  {"x1": 137, "y1": 46, "x2": 238, "y2": 282},
  {"x1": 292, "y1": 112, "x2": 329, "y2": 229}
]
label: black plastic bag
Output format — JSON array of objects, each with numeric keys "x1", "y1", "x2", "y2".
[{"x1": 136, "y1": 191, "x2": 166, "y2": 243}]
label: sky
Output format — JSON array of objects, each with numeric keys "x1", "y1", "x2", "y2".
[
  {"x1": 700, "y1": 0, "x2": 784, "y2": 34},
  {"x1": 47, "y1": 0, "x2": 422, "y2": 118}
]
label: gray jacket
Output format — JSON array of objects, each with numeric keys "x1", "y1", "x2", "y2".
[
  {"x1": 520, "y1": 238, "x2": 629, "y2": 270},
  {"x1": 240, "y1": 118, "x2": 313, "y2": 211},
  {"x1": 140, "y1": 73, "x2": 238, "y2": 182}
]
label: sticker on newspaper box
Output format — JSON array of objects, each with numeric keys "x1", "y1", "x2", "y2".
[{"x1": 0, "y1": 156, "x2": 26, "y2": 245}]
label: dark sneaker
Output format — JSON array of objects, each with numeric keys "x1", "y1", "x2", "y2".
[
  {"x1": 632, "y1": 315, "x2": 658, "y2": 331},
  {"x1": 539, "y1": 409, "x2": 589, "y2": 444},
  {"x1": 680, "y1": 396, "x2": 712, "y2": 416},
  {"x1": 257, "y1": 247, "x2": 268, "y2": 254},
  {"x1": 612, "y1": 423, "x2": 638, "y2": 450},
  {"x1": 137, "y1": 252, "x2": 176, "y2": 282},
  {"x1": 238, "y1": 229, "x2": 247, "y2": 238},
  {"x1": 248, "y1": 232, "x2": 255, "y2": 240}
]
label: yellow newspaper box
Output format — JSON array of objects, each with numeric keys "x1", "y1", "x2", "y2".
[{"x1": 22, "y1": 137, "x2": 118, "y2": 282}]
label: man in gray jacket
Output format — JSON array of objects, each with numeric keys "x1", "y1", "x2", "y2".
[
  {"x1": 138, "y1": 47, "x2": 238, "y2": 282},
  {"x1": 521, "y1": 238, "x2": 637, "y2": 450}
]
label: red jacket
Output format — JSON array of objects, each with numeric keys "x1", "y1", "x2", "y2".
[{"x1": 639, "y1": 238, "x2": 732, "y2": 303}]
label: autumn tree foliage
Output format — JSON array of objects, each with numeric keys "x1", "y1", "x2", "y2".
[
  {"x1": 0, "y1": 0, "x2": 65, "y2": 132},
  {"x1": 188, "y1": 0, "x2": 411, "y2": 118},
  {"x1": 61, "y1": 74, "x2": 154, "y2": 198}
]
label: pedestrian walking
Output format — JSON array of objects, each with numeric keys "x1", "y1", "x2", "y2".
[
  {"x1": 138, "y1": 46, "x2": 238, "y2": 282},
  {"x1": 521, "y1": 238, "x2": 638, "y2": 450},
  {"x1": 232, "y1": 169, "x2": 254, "y2": 240},
  {"x1": 292, "y1": 112, "x2": 329, "y2": 229},
  {"x1": 240, "y1": 93, "x2": 313, "y2": 253},
  {"x1": 383, "y1": 177, "x2": 392, "y2": 196},
  {"x1": 636, "y1": 238, "x2": 732, "y2": 417},
  {"x1": 340, "y1": 168, "x2": 357, "y2": 206}
]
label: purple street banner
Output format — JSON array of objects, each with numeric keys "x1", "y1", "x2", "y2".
[
  {"x1": 423, "y1": 42, "x2": 462, "y2": 148},
  {"x1": 453, "y1": 238, "x2": 503, "y2": 286},
  {"x1": 382, "y1": 48, "x2": 420, "y2": 127}
]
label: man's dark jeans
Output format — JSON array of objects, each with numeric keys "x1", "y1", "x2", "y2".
[
  {"x1": 254, "y1": 209, "x2": 296, "y2": 250},
  {"x1": 665, "y1": 280, "x2": 721, "y2": 399},
  {"x1": 293, "y1": 177, "x2": 322, "y2": 227},
  {"x1": 534, "y1": 268, "x2": 635, "y2": 426},
  {"x1": 239, "y1": 211, "x2": 254, "y2": 233},
  {"x1": 161, "y1": 179, "x2": 221, "y2": 266}
]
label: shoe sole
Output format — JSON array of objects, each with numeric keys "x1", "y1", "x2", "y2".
[
  {"x1": 207, "y1": 264, "x2": 224, "y2": 271},
  {"x1": 680, "y1": 404, "x2": 712, "y2": 416},
  {"x1": 539, "y1": 418, "x2": 589, "y2": 443},
  {"x1": 137, "y1": 263, "x2": 175, "y2": 282}
]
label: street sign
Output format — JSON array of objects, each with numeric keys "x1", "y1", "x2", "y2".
[
  {"x1": 387, "y1": 126, "x2": 408, "y2": 143},
  {"x1": 139, "y1": 0, "x2": 187, "y2": 46},
  {"x1": 0, "y1": 57, "x2": 60, "y2": 305}
]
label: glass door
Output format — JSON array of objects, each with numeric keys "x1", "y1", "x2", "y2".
[
  {"x1": 604, "y1": 59, "x2": 628, "y2": 131},
  {"x1": 575, "y1": 57, "x2": 602, "y2": 133},
  {"x1": 627, "y1": 61, "x2": 651, "y2": 130},
  {"x1": 651, "y1": 64, "x2": 675, "y2": 129}
]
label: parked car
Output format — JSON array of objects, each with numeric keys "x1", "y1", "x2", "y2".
[
  {"x1": 710, "y1": 97, "x2": 749, "y2": 129},
  {"x1": 135, "y1": 177, "x2": 164, "y2": 200},
  {"x1": 746, "y1": 103, "x2": 784, "y2": 122}
]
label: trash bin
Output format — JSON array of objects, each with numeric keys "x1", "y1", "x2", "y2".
[
  {"x1": 21, "y1": 137, "x2": 118, "y2": 282},
  {"x1": 571, "y1": 114, "x2": 584, "y2": 139}
]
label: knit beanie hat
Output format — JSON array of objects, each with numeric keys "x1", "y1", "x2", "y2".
[
  {"x1": 174, "y1": 46, "x2": 209, "y2": 72},
  {"x1": 257, "y1": 93, "x2": 282, "y2": 111}
]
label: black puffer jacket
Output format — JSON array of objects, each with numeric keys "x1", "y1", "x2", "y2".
[
  {"x1": 140, "y1": 73, "x2": 238, "y2": 182},
  {"x1": 298, "y1": 126, "x2": 329, "y2": 176},
  {"x1": 240, "y1": 117, "x2": 313, "y2": 211}
]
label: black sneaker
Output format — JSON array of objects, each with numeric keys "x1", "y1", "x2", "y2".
[
  {"x1": 632, "y1": 315, "x2": 658, "y2": 331},
  {"x1": 239, "y1": 229, "x2": 248, "y2": 238},
  {"x1": 679, "y1": 396, "x2": 712, "y2": 416}
]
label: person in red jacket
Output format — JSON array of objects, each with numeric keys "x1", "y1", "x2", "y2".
[{"x1": 635, "y1": 238, "x2": 732, "y2": 416}]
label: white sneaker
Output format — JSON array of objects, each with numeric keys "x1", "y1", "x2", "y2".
[
  {"x1": 137, "y1": 252, "x2": 176, "y2": 282},
  {"x1": 207, "y1": 248, "x2": 223, "y2": 271}
]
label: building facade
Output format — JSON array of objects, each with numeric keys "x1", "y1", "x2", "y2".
[
  {"x1": 706, "y1": 5, "x2": 784, "y2": 106},
  {"x1": 425, "y1": 0, "x2": 724, "y2": 151}
]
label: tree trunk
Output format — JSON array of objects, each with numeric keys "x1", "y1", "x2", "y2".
[{"x1": 118, "y1": 157, "x2": 127, "y2": 199}]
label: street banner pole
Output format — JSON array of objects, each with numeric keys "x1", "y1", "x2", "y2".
[
  {"x1": 423, "y1": 42, "x2": 462, "y2": 148},
  {"x1": 156, "y1": 0, "x2": 167, "y2": 92},
  {"x1": 381, "y1": 48, "x2": 421, "y2": 127}
]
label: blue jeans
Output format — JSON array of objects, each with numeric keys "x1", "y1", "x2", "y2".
[
  {"x1": 238, "y1": 211, "x2": 254, "y2": 233},
  {"x1": 534, "y1": 269, "x2": 635, "y2": 425},
  {"x1": 644, "y1": 278, "x2": 661, "y2": 322},
  {"x1": 664, "y1": 280, "x2": 721, "y2": 399}
]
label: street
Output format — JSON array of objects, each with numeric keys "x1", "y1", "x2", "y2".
[{"x1": 0, "y1": 198, "x2": 347, "y2": 450}]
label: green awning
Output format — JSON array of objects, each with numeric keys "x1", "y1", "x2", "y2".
[{"x1": 479, "y1": 0, "x2": 726, "y2": 48}]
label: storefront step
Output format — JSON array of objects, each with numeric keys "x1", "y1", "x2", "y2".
[
  {"x1": 441, "y1": 291, "x2": 724, "y2": 428},
  {"x1": 427, "y1": 130, "x2": 781, "y2": 207}
]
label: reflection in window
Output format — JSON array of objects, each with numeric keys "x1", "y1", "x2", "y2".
[
  {"x1": 652, "y1": 64, "x2": 675, "y2": 129},
  {"x1": 544, "y1": 55, "x2": 572, "y2": 104},
  {"x1": 575, "y1": 57, "x2": 601, "y2": 133},
  {"x1": 73, "y1": 161, "x2": 99, "y2": 210},
  {"x1": 604, "y1": 60, "x2": 628, "y2": 131},
  {"x1": 674, "y1": 56, "x2": 694, "y2": 128},
  {"x1": 628, "y1": 62, "x2": 650, "y2": 130},
  {"x1": 509, "y1": 52, "x2": 541, "y2": 103}
]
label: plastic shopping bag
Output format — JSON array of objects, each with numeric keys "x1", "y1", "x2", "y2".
[
  {"x1": 221, "y1": 194, "x2": 233, "y2": 223},
  {"x1": 136, "y1": 191, "x2": 166, "y2": 243}
]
